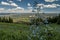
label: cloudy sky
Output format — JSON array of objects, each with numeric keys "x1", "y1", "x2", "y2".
[{"x1": 0, "y1": 0, "x2": 60, "y2": 13}]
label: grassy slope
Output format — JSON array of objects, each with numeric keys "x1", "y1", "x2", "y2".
[
  {"x1": 0, "y1": 23, "x2": 60, "y2": 40},
  {"x1": 0, "y1": 22, "x2": 30, "y2": 31},
  {"x1": 0, "y1": 22, "x2": 30, "y2": 40}
]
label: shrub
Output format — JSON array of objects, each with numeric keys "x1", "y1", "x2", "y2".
[{"x1": 30, "y1": 18, "x2": 43, "y2": 25}]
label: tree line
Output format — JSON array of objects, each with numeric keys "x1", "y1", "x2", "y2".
[
  {"x1": 0, "y1": 17, "x2": 13, "y2": 23},
  {"x1": 30, "y1": 14, "x2": 60, "y2": 25},
  {"x1": 48, "y1": 14, "x2": 60, "y2": 24}
]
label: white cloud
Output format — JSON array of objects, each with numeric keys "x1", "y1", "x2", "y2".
[
  {"x1": 8, "y1": 7, "x2": 24, "y2": 10},
  {"x1": 1, "y1": 7, "x2": 24, "y2": 13},
  {"x1": 16, "y1": 7, "x2": 24, "y2": 10},
  {"x1": 17, "y1": 0, "x2": 22, "y2": 2},
  {"x1": 37, "y1": 4, "x2": 44, "y2": 6},
  {"x1": 44, "y1": 4, "x2": 60, "y2": 8},
  {"x1": 0, "y1": 8, "x2": 5, "y2": 11},
  {"x1": 37, "y1": 3, "x2": 60, "y2": 8},
  {"x1": 45, "y1": 0, "x2": 58, "y2": 2},
  {"x1": 0, "y1": 1, "x2": 33, "y2": 13},
  {"x1": 27, "y1": 3, "x2": 31, "y2": 6},
  {"x1": 0, "y1": 8, "x2": 5, "y2": 13},
  {"x1": 28, "y1": 7, "x2": 32, "y2": 9},
  {"x1": 0, "y1": 1, "x2": 28, "y2": 13},
  {"x1": 1, "y1": 1, "x2": 10, "y2": 5},
  {"x1": 1, "y1": 7, "x2": 33, "y2": 13},
  {"x1": 52, "y1": 4, "x2": 60, "y2": 6},
  {"x1": 44, "y1": 5, "x2": 57, "y2": 8},
  {"x1": 10, "y1": 2, "x2": 18, "y2": 7},
  {"x1": 37, "y1": 4, "x2": 44, "y2": 9},
  {"x1": 9, "y1": 1, "x2": 13, "y2": 3},
  {"x1": 1, "y1": 1, "x2": 18, "y2": 7}
]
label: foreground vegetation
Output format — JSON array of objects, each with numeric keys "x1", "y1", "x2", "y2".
[
  {"x1": 0, "y1": 14, "x2": 60, "y2": 40},
  {"x1": 0, "y1": 22, "x2": 60, "y2": 40},
  {"x1": 0, "y1": 23, "x2": 30, "y2": 40}
]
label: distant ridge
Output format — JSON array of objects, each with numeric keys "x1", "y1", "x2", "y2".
[{"x1": 0, "y1": 13, "x2": 60, "y2": 17}]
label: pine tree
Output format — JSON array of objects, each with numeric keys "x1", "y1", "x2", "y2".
[
  {"x1": 5, "y1": 18, "x2": 9, "y2": 23},
  {"x1": 57, "y1": 14, "x2": 60, "y2": 24},
  {"x1": 2, "y1": 17, "x2": 6, "y2": 22},
  {"x1": 9, "y1": 17, "x2": 13, "y2": 23},
  {"x1": 0, "y1": 17, "x2": 2, "y2": 22}
]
